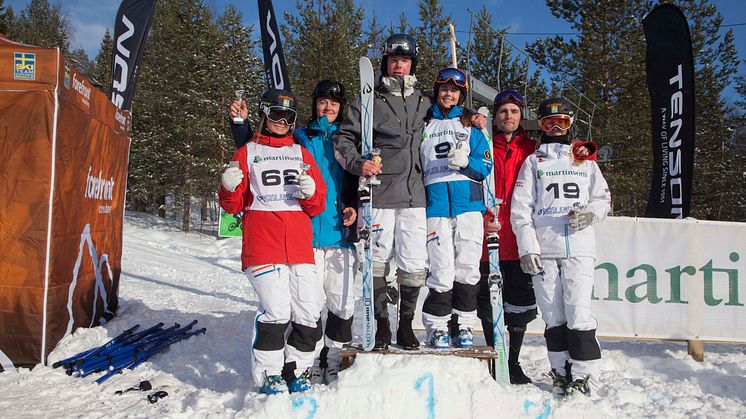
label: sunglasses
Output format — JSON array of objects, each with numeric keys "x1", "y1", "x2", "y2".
[
  {"x1": 434, "y1": 67, "x2": 468, "y2": 89},
  {"x1": 264, "y1": 106, "x2": 297, "y2": 125},
  {"x1": 493, "y1": 90, "x2": 525, "y2": 107},
  {"x1": 539, "y1": 115, "x2": 573, "y2": 131},
  {"x1": 313, "y1": 80, "x2": 346, "y2": 101}
]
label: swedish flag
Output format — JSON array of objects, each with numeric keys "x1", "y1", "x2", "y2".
[{"x1": 14, "y1": 52, "x2": 36, "y2": 80}]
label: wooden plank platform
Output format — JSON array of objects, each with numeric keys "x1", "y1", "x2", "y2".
[{"x1": 340, "y1": 345, "x2": 499, "y2": 376}]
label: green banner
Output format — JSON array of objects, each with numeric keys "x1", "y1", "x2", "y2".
[{"x1": 218, "y1": 209, "x2": 243, "y2": 238}]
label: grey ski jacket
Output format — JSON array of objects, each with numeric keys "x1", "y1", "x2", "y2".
[{"x1": 334, "y1": 76, "x2": 430, "y2": 209}]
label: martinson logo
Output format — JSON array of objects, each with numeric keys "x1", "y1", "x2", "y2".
[{"x1": 14, "y1": 52, "x2": 36, "y2": 80}]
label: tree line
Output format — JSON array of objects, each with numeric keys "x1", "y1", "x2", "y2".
[{"x1": 1, "y1": 0, "x2": 744, "y2": 227}]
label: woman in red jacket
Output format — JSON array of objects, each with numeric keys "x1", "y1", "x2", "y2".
[{"x1": 219, "y1": 89, "x2": 327, "y2": 395}]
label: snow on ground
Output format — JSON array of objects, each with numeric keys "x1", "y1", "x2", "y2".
[{"x1": 1, "y1": 211, "x2": 745, "y2": 418}]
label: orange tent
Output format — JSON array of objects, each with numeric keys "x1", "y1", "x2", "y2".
[{"x1": 0, "y1": 35, "x2": 131, "y2": 370}]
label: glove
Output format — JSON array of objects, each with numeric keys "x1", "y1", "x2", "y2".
[
  {"x1": 298, "y1": 173, "x2": 316, "y2": 199},
  {"x1": 519, "y1": 254, "x2": 543, "y2": 276},
  {"x1": 568, "y1": 209, "x2": 595, "y2": 231},
  {"x1": 221, "y1": 166, "x2": 243, "y2": 192},
  {"x1": 447, "y1": 147, "x2": 469, "y2": 170}
]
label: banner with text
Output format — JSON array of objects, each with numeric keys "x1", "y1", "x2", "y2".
[
  {"x1": 642, "y1": 4, "x2": 696, "y2": 218},
  {"x1": 110, "y1": 0, "x2": 156, "y2": 110},
  {"x1": 258, "y1": 0, "x2": 291, "y2": 91}
]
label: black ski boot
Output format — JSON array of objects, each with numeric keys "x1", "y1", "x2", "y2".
[
  {"x1": 549, "y1": 369, "x2": 568, "y2": 397},
  {"x1": 374, "y1": 317, "x2": 390, "y2": 351},
  {"x1": 509, "y1": 361, "x2": 532, "y2": 385},
  {"x1": 396, "y1": 316, "x2": 419, "y2": 350},
  {"x1": 566, "y1": 376, "x2": 591, "y2": 396}
]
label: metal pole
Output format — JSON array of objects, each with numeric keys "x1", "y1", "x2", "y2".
[{"x1": 497, "y1": 34, "x2": 504, "y2": 93}]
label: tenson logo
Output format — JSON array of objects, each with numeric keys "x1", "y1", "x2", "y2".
[{"x1": 592, "y1": 252, "x2": 742, "y2": 306}]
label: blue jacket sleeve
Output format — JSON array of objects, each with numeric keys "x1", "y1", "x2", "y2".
[
  {"x1": 230, "y1": 121, "x2": 253, "y2": 149},
  {"x1": 460, "y1": 127, "x2": 492, "y2": 181}
]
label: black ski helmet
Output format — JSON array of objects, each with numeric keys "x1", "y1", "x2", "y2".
[
  {"x1": 258, "y1": 88, "x2": 297, "y2": 127},
  {"x1": 381, "y1": 34, "x2": 419, "y2": 76},
  {"x1": 537, "y1": 97, "x2": 575, "y2": 120},
  {"x1": 311, "y1": 79, "x2": 347, "y2": 119}
]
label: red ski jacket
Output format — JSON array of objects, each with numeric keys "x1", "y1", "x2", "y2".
[
  {"x1": 482, "y1": 128, "x2": 537, "y2": 262},
  {"x1": 219, "y1": 132, "x2": 326, "y2": 270}
]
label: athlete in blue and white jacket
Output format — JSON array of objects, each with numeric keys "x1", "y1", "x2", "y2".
[
  {"x1": 420, "y1": 67, "x2": 493, "y2": 349},
  {"x1": 294, "y1": 80, "x2": 358, "y2": 385}
]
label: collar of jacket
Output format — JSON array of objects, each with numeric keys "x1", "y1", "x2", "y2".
[
  {"x1": 536, "y1": 142, "x2": 570, "y2": 157},
  {"x1": 252, "y1": 132, "x2": 295, "y2": 147},
  {"x1": 429, "y1": 104, "x2": 463, "y2": 120},
  {"x1": 380, "y1": 75, "x2": 417, "y2": 97},
  {"x1": 494, "y1": 126, "x2": 530, "y2": 146},
  {"x1": 308, "y1": 115, "x2": 339, "y2": 136}
]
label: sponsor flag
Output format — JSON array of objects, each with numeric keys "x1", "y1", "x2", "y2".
[
  {"x1": 110, "y1": 0, "x2": 156, "y2": 110},
  {"x1": 643, "y1": 4, "x2": 696, "y2": 218},
  {"x1": 258, "y1": 0, "x2": 291, "y2": 91}
]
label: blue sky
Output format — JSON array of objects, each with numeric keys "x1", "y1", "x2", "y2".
[{"x1": 6, "y1": 0, "x2": 746, "y2": 100}]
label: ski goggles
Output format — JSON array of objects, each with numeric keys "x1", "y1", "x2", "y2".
[
  {"x1": 539, "y1": 115, "x2": 573, "y2": 131},
  {"x1": 263, "y1": 106, "x2": 297, "y2": 125},
  {"x1": 313, "y1": 80, "x2": 346, "y2": 101},
  {"x1": 493, "y1": 90, "x2": 525, "y2": 107},
  {"x1": 434, "y1": 67, "x2": 468, "y2": 89}
]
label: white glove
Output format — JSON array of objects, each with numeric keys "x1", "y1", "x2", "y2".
[
  {"x1": 447, "y1": 147, "x2": 469, "y2": 170},
  {"x1": 568, "y1": 209, "x2": 595, "y2": 231},
  {"x1": 221, "y1": 166, "x2": 243, "y2": 192},
  {"x1": 298, "y1": 173, "x2": 316, "y2": 199},
  {"x1": 519, "y1": 254, "x2": 543, "y2": 276}
]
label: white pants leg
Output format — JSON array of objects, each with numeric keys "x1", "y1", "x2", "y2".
[
  {"x1": 532, "y1": 259, "x2": 569, "y2": 373},
  {"x1": 247, "y1": 263, "x2": 324, "y2": 385},
  {"x1": 560, "y1": 257, "x2": 600, "y2": 382},
  {"x1": 423, "y1": 217, "x2": 456, "y2": 338},
  {"x1": 317, "y1": 247, "x2": 357, "y2": 369},
  {"x1": 393, "y1": 207, "x2": 428, "y2": 274},
  {"x1": 452, "y1": 212, "x2": 483, "y2": 330}
]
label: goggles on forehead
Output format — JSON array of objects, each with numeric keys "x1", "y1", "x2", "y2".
[
  {"x1": 434, "y1": 67, "x2": 468, "y2": 89},
  {"x1": 313, "y1": 80, "x2": 346, "y2": 101},
  {"x1": 263, "y1": 106, "x2": 297, "y2": 126},
  {"x1": 494, "y1": 90, "x2": 525, "y2": 107},
  {"x1": 539, "y1": 115, "x2": 573, "y2": 131}
]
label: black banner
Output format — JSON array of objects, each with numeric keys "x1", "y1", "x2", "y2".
[
  {"x1": 110, "y1": 0, "x2": 156, "y2": 111},
  {"x1": 258, "y1": 0, "x2": 291, "y2": 91},
  {"x1": 643, "y1": 4, "x2": 696, "y2": 219}
]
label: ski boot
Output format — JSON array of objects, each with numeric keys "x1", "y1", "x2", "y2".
[
  {"x1": 308, "y1": 365, "x2": 324, "y2": 385},
  {"x1": 374, "y1": 317, "x2": 391, "y2": 351},
  {"x1": 288, "y1": 369, "x2": 313, "y2": 393},
  {"x1": 566, "y1": 376, "x2": 591, "y2": 396},
  {"x1": 455, "y1": 328, "x2": 474, "y2": 348},
  {"x1": 508, "y1": 361, "x2": 532, "y2": 385},
  {"x1": 549, "y1": 369, "x2": 568, "y2": 397},
  {"x1": 323, "y1": 366, "x2": 340, "y2": 384},
  {"x1": 259, "y1": 375, "x2": 288, "y2": 395},
  {"x1": 430, "y1": 330, "x2": 451, "y2": 349},
  {"x1": 396, "y1": 317, "x2": 420, "y2": 350}
]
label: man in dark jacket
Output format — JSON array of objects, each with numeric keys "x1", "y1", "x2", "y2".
[{"x1": 334, "y1": 34, "x2": 429, "y2": 351}]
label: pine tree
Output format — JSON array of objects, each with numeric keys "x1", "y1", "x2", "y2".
[
  {"x1": 0, "y1": 0, "x2": 13, "y2": 36},
  {"x1": 67, "y1": 48, "x2": 93, "y2": 78},
  {"x1": 281, "y1": 0, "x2": 367, "y2": 121},
  {"x1": 13, "y1": 0, "x2": 71, "y2": 53},
  {"x1": 91, "y1": 29, "x2": 113, "y2": 94},
  {"x1": 410, "y1": 0, "x2": 451, "y2": 91},
  {"x1": 468, "y1": 6, "x2": 548, "y2": 111}
]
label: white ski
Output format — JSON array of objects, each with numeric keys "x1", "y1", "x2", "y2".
[
  {"x1": 358, "y1": 56, "x2": 376, "y2": 352},
  {"x1": 483, "y1": 130, "x2": 510, "y2": 384}
]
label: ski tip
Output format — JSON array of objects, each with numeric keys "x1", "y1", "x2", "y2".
[{"x1": 359, "y1": 56, "x2": 372, "y2": 66}]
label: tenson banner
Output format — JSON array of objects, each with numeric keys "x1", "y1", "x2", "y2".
[
  {"x1": 642, "y1": 4, "x2": 696, "y2": 219},
  {"x1": 110, "y1": 0, "x2": 156, "y2": 111}
]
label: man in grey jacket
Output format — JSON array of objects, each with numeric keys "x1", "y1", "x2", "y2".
[{"x1": 334, "y1": 34, "x2": 429, "y2": 351}]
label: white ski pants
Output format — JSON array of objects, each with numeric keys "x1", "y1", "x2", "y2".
[
  {"x1": 369, "y1": 207, "x2": 428, "y2": 275},
  {"x1": 422, "y1": 212, "x2": 483, "y2": 335},
  {"x1": 312, "y1": 247, "x2": 357, "y2": 368},
  {"x1": 247, "y1": 263, "x2": 324, "y2": 385},
  {"x1": 532, "y1": 256, "x2": 600, "y2": 382}
]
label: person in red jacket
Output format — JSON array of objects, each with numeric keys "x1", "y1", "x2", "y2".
[
  {"x1": 219, "y1": 88, "x2": 327, "y2": 395},
  {"x1": 478, "y1": 90, "x2": 539, "y2": 384}
]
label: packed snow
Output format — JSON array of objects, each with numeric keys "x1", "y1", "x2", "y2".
[{"x1": 1, "y1": 212, "x2": 744, "y2": 418}]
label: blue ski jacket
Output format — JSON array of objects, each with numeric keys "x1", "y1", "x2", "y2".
[
  {"x1": 296, "y1": 116, "x2": 358, "y2": 248},
  {"x1": 421, "y1": 105, "x2": 492, "y2": 218}
]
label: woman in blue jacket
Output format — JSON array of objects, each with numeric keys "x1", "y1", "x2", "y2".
[
  {"x1": 420, "y1": 68, "x2": 493, "y2": 349},
  {"x1": 294, "y1": 80, "x2": 358, "y2": 384}
]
